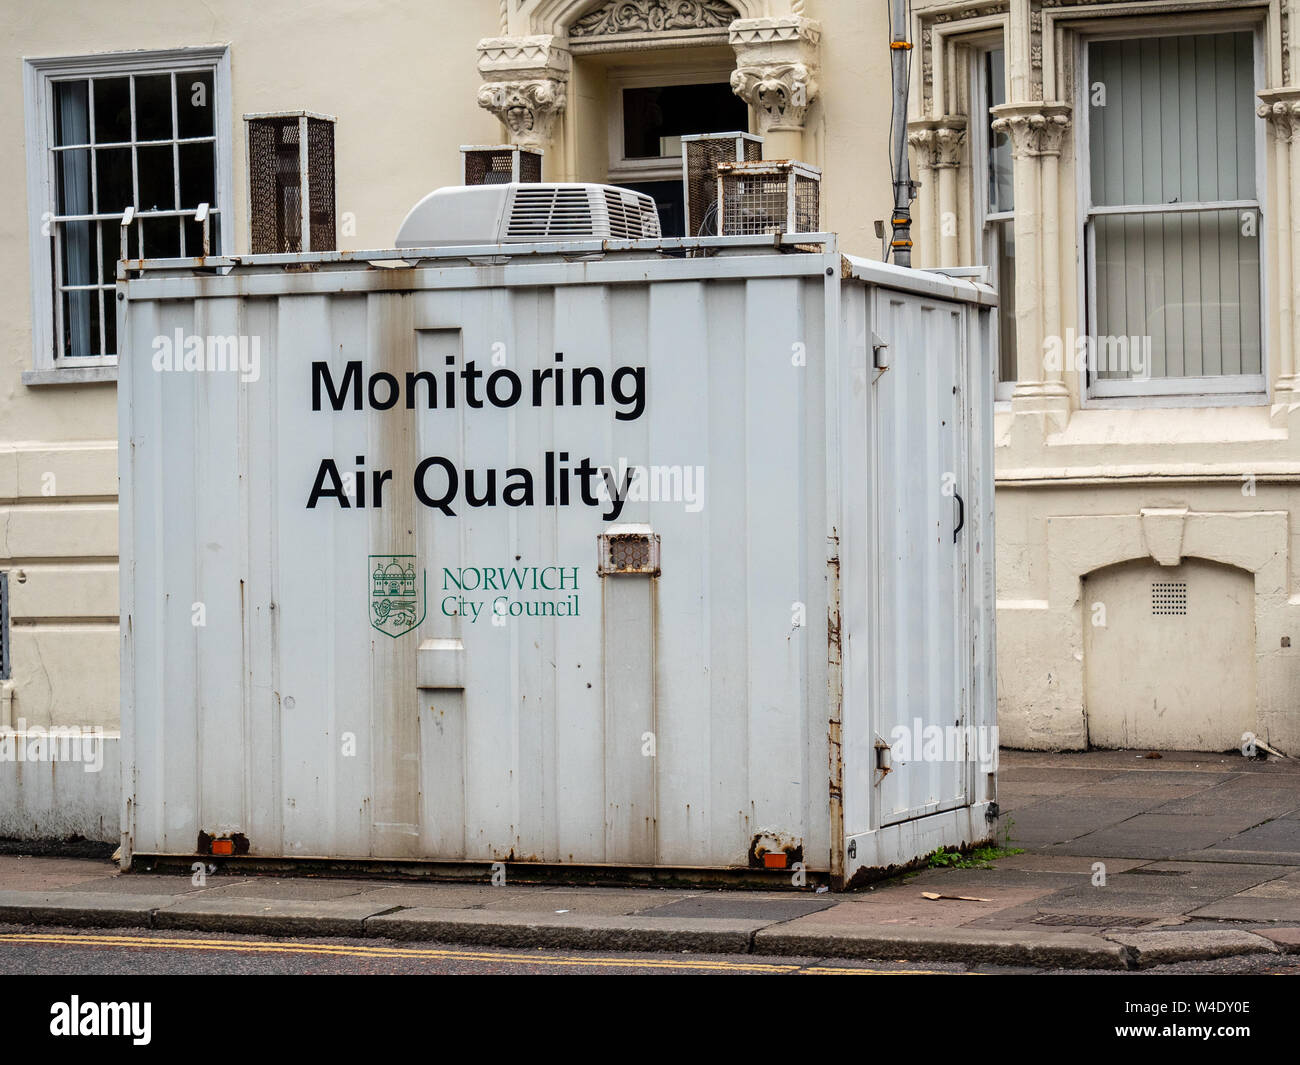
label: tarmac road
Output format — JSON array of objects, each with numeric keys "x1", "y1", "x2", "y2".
[{"x1": 2, "y1": 925, "x2": 1299, "y2": 976}]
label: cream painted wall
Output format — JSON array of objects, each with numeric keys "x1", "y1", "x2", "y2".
[{"x1": 9, "y1": 0, "x2": 1294, "y2": 764}]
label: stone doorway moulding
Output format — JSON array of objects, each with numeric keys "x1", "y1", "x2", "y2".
[
  {"x1": 1025, "y1": 507, "x2": 1294, "y2": 754},
  {"x1": 475, "y1": 1, "x2": 822, "y2": 155}
]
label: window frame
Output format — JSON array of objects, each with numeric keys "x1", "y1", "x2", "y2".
[
  {"x1": 970, "y1": 40, "x2": 1016, "y2": 403},
  {"x1": 22, "y1": 46, "x2": 233, "y2": 385},
  {"x1": 1076, "y1": 22, "x2": 1267, "y2": 405},
  {"x1": 605, "y1": 64, "x2": 748, "y2": 183}
]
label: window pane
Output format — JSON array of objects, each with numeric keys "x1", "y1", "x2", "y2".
[
  {"x1": 176, "y1": 70, "x2": 214, "y2": 137},
  {"x1": 59, "y1": 219, "x2": 95, "y2": 287},
  {"x1": 141, "y1": 216, "x2": 182, "y2": 259},
  {"x1": 55, "y1": 146, "x2": 91, "y2": 215},
  {"x1": 1093, "y1": 208, "x2": 1260, "y2": 380},
  {"x1": 136, "y1": 144, "x2": 176, "y2": 210},
  {"x1": 53, "y1": 80, "x2": 89, "y2": 147},
  {"x1": 178, "y1": 141, "x2": 215, "y2": 208},
  {"x1": 133, "y1": 74, "x2": 174, "y2": 140},
  {"x1": 94, "y1": 146, "x2": 133, "y2": 213},
  {"x1": 93, "y1": 77, "x2": 131, "y2": 143},
  {"x1": 992, "y1": 219, "x2": 1016, "y2": 382},
  {"x1": 985, "y1": 50, "x2": 1012, "y2": 213},
  {"x1": 184, "y1": 213, "x2": 220, "y2": 256},
  {"x1": 622, "y1": 83, "x2": 747, "y2": 159},
  {"x1": 62, "y1": 287, "x2": 100, "y2": 357},
  {"x1": 1089, "y1": 32, "x2": 1255, "y2": 207}
]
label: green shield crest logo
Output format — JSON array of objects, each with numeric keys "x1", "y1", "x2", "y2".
[{"x1": 369, "y1": 555, "x2": 426, "y2": 638}]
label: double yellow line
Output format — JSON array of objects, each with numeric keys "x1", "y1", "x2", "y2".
[{"x1": 0, "y1": 932, "x2": 953, "y2": 975}]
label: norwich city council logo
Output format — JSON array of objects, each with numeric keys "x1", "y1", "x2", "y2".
[{"x1": 369, "y1": 555, "x2": 427, "y2": 638}]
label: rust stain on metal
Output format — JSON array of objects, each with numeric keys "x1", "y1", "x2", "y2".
[
  {"x1": 748, "y1": 832, "x2": 803, "y2": 870},
  {"x1": 197, "y1": 830, "x2": 250, "y2": 856},
  {"x1": 826, "y1": 529, "x2": 845, "y2": 887}
]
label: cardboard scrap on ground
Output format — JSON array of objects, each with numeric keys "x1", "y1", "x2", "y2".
[{"x1": 921, "y1": 891, "x2": 993, "y2": 902}]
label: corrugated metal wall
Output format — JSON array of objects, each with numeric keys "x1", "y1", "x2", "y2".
[{"x1": 121, "y1": 253, "x2": 836, "y2": 869}]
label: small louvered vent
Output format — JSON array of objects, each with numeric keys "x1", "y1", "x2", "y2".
[
  {"x1": 1152, "y1": 581, "x2": 1187, "y2": 615},
  {"x1": 506, "y1": 187, "x2": 595, "y2": 238},
  {"x1": 603, "y1": 189, "x2": 636, "y2": 238}
]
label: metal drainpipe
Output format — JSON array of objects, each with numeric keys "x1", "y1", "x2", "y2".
[{"x1": 889, "y1": 0, "x2": 914, "y2": 267}]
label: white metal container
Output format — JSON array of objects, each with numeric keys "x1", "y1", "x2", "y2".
[{"x1": 118, "y1": 234, "x2": 997, "y2": 887}]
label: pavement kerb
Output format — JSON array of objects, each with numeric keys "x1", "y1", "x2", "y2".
[{"x1": 2, "y1": 889, "x2": 1298, "y2": 970}]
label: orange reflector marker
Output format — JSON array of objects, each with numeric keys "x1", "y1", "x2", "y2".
[
  {"x1": 210, "y1": 839, "x2": 234, "y2": 856},
  {"x1": 763, "y1": 852, "x2": 788, "y2": 869}
]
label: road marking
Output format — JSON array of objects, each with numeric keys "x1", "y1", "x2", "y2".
[{"x1": 0, "y1": 932, "x2": 956, "y2": 974}]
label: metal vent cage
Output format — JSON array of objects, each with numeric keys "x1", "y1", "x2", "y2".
[
  {"x1": 246, "y1": 112, "x2": 337, "y2": 254},
  {"x1": 716, "y1": 160, "x2": 821, "y2": 237},
  {"x1": 461, "y1": 144, "x2": 543, "y2": 185},
  {"x1": 598, "y1": 531, "x2": 661, "y2": 576},
  {"x1": 681, "y1": 132, "x2": 763, "y2": 237}
]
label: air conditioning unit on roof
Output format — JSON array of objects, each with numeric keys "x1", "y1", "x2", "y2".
[{"x1": 395, "y1": 183, "x2": 662, "y2": 247}]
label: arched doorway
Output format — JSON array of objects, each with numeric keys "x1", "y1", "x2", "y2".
[{"x1": 1083, "y1": 557, "x2": 1255, "y2": 751}]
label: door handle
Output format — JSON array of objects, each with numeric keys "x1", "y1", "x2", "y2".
[{"x1": 953, "y1": 490, "x2": 965, "y2": 543}]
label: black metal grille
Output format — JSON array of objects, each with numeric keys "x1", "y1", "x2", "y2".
[
  {"x1": 248, "y1": 116, "x2": 336, "y2": 253},
  {"x1": 307, "y1": 119, "x2": 337, "y2": 252}
]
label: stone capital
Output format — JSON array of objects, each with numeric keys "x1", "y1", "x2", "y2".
[
  {"x1": 476, "y1": 34, "x2": 571, "y2": 147},
  {"x1": 907, "y1": 117, "x2": 966, "y2": 170},
  {"x1": 729, "y1": 16, "x2": 821, "y2": 133},
  {"x1": 989, "y1": 102, "x2": 1071, "y2": 159},
  {"x1": 1257, "y1": 87, "x2": 1300, "y2": 142}
]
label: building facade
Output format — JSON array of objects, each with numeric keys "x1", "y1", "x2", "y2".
[{"x1": 1, "y1": 0, "x2": 1296, "y2": 838}]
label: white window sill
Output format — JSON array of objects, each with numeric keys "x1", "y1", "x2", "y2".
[
  {"x1": 1083, "y1": 392, "x2": 1268, "y2": 410},
  {"x1": 23, "y1": 365, "x2": 118, "y2": 386}
]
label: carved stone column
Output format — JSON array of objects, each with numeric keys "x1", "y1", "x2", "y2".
[
  {"x1": 476, "y1": 35, "x2": 570, "y2": 150},
  {"x1": 1259, "y1": 89, "x2": 1300, "y2": 413},
  {"x1": 729, "y1": 16, "x2": 821, "y2": 159},
  {"x1": 990, "y1": 101, "x2": 1071, "y2": 430},
  {"x1": 908, "y1": 118, "x2": 966, "y2": 267}
]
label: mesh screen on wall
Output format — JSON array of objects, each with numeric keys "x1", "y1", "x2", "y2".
[
  {"x1": 681, "y1": 132, "x2": 762, "y2": 237},
  {"x1": 461, "y1": 145, "x2": 543, "y2": 186},
  {"x1": 247, "y1": 113, "x2": 337, "y2": 254}
]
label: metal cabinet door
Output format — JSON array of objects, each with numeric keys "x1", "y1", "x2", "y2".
[{"x1": 871, "y1": 291, "x2": 971, "y2": 827}]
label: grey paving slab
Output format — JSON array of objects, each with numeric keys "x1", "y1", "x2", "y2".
[
  {"x1": 1106, "y1": 862, "x2": 1291, "y2": 897},
  {"x1": 1029, "y1": 886, "x2": 1198, "y2": 917},
  {"x1": 1237, "y1": 870, "x2": 1300, "y2": 898},
  {"x1": 1049, "y1": 814, "x2": 1255, "y2": 859},
  {"x1": 54, "y1": 875, "x2": 213, "y2": 895},
  {"x1": 1007, "y1": 797, "x2": 1156, "y2": 847},
  {"x1": 634, "y1": 896, "x2": 837, "y2": 920},
  {"x1": 194, "y1": 878, "x2": 376, "y2": 901},
  {"x1": 1187, "y1": 897, "x2": 1300, "y2": 922},
  {"x1": 1149, "y1": 779, "x2": 1300, "y2": 819},
  {"x1": 1209, "y1": 818, "x2": 1300, "y2": 856}
]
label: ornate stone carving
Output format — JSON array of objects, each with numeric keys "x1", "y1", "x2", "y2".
[
  {"x1": 569, "y1": 0, "x2": 738, "y2": 38},
  {"x1": 728, "y1": 16, "x2": 821, "y2": 132},
  {"x1": 908, "y1": 118, "x2": 967, "y2": 169},
  {"x1": 476, "y1": 35, "x2": 571, "y2": 147},
  {"x1": 989, "y1": 103, "x2": 1071, "y2": 158},
  {"x1": 917, "y1": 3, "x2": 1009, "y2": 115},
  {"x1": 1258, "y1": 89, "x2": 1300, "y2": 143}
]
